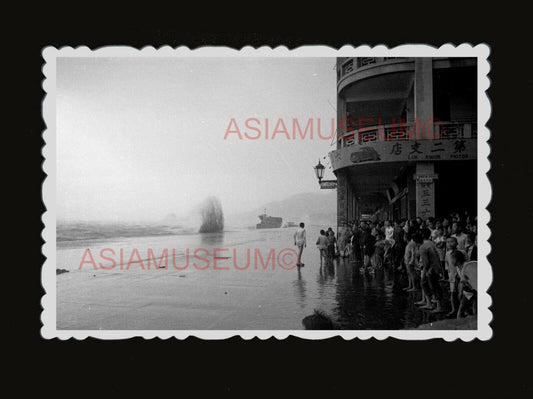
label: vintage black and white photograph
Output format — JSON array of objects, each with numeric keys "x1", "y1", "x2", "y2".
[{"x1": 41, "y1": 45, "x2": 491, "y2": 339}]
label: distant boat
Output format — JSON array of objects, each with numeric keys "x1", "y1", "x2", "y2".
[
  {"x1": 283, "y1": 221, "x2": 298, "y2": 228},
  {"x1": 256, "y1": 209, "x2": 283, "y2": 229}
]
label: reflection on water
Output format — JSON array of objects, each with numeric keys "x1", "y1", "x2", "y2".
[
  {"x1": 296, "y1": 257, "x2": 450, "y2": 330},
  {"x1": 199, "y1": 231, "x2": 225, "y2": 247},
  {"x1": 57, "y1": 226, "x2": 455, "y2": 329},
  {"x1": 293, "y1": 268, "x2": 307, "y2": 309}
]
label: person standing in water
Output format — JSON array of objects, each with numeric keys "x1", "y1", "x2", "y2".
[
  {"x1": 326, "y1": 230, "x2": 337, "y2": 263},
  {"x1": 316, "y1": 229, "x2": 328, "y2": 266},
  {"x1": 294, "y1": 222, "x2": 307, "y2": 267},
  {"x1": 417, "y1": 228, "x2": 443, "y2": 313}
]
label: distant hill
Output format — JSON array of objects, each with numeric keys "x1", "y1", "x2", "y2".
[
  {"x1": 159, "y1": 213, "x2": 181, "y2": 226},
  {"x1": 226, "y1": 192, "x2": 337, "y2": 228}
]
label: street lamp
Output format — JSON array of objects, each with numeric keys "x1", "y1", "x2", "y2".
[{"x1": 314, "y1": 159, "x2": 325, "y2": 183}]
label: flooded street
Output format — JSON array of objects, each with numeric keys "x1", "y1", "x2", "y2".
[{"x1": 57, "y1": 226, "x2": 449, "y2": 330}]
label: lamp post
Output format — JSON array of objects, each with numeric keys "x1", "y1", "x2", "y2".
[
  {"x1": 314, "y1": 158, "x2": 338, "y2": 236},
  {"x1": 313, "y1": 159, "x2": 325, "y2": 183},
  {"x1": 314, "y1": 158, "x2": 337, "y2": 189}
]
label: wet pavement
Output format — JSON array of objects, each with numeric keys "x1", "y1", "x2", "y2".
[{"x1": 56, "y1": 226, "x2": 465, "y2": 330}]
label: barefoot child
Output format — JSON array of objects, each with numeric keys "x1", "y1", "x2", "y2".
[
  {"x1": 417, "y1": 228, "x2": 443, "y2": 313},
  {"x1": 445, "y1": 237, "x2": 460, "y2": 317},
  {"x1": 403, "y1": 233, "x2": 420, "y2": 292}
]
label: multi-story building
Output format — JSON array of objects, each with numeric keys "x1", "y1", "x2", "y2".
[{"x1": 329, "y1": 57, "x2": 477, "y2": 224}]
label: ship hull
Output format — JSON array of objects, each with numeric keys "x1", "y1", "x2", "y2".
[{"x1": 256, "y1": 216, "x2": 283, "y2": 229}]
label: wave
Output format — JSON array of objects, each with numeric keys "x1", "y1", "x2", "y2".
[{"x1": 56, "y1": 222, "x2": 196, "y2": 242}]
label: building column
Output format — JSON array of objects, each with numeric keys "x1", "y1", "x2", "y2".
[
  {"x1": 414, "y1": 57, "x2": 433, "y2": 123},
  {"x1": 414, "y1": 162, "x2": 438, "y2": 219},
  {"x1": 346, "y1": 181, "x2": 352, "y2": 221},
  {"x1": 414, "y1": 58, "x2": 436, "y2": 220},
  {"x1": 337, "y1": 172, "x2": 347, "y2": 226},
  {"x1": 337, "y1": 96, "x2": 346, "y2": 149}
]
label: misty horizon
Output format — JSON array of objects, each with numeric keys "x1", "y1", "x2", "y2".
[
  {"x1": 56, "y1": 57, "x2": 336, "y2": 223},
  {"x1": 56, "y1": 190, "x2": 336, "y2": 225}
]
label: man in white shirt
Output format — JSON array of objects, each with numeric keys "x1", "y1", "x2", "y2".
[{"x1": 294, "y1": 222, "x2": 307, "y2": 267}]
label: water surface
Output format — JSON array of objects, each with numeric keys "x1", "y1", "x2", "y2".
[{"x1": 56, "y1": 225, "x2": 450, "y2": 329}]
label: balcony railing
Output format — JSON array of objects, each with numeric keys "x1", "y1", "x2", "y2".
[
  {"x1": 338, "y1": 57, "x2": 411, "y2": 80},
  {"x1": 337, "y1": 121, "x2": 477, "y2": 148}
]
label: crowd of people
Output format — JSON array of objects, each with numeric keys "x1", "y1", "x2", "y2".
[{"x1": 316, "y1": 212, "x2": 478, "y2": 319}]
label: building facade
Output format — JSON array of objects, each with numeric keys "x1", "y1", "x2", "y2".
[{"x1": 330, "y1": 57, "x2": 477, "y2": 225}]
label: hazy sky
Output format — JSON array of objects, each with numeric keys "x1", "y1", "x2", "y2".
[{"x1": 56, "y1": 57, "x2": 337, "y2": 222}]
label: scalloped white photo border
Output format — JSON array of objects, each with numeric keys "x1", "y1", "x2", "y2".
[{"x1": 41, "y1": 44, "x2": 492, "y2": 340}]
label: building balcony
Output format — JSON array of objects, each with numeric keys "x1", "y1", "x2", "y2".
[
  {"x1": 337, "y1": 121, "x2": 477, "y2": 148},
  {"x1": 337, "y1": 57, "x2": 477, "y2": 94},
  {"x1": 337, "y1": 57, "x2": 414, "y2": 93}
]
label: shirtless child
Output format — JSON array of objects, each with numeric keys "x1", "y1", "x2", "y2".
[{"x1": 445, "y1": 237, "x2": 460, "y2": 317}]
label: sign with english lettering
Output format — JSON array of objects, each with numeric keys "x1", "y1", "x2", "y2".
[
  {"x1": 320, "y1": 180, "x2": 337, "y2": 189},
  {"x1": 329, "y1": 138, "x2": 476, "y2": 172}
]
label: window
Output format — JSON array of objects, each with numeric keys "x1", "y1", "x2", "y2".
[
  {"x1": 358, "y1": 57, "x2": 377, "y2": 67},
  {"x1": 342, "y1": 59, "x2": 353, "y2": 76}
]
